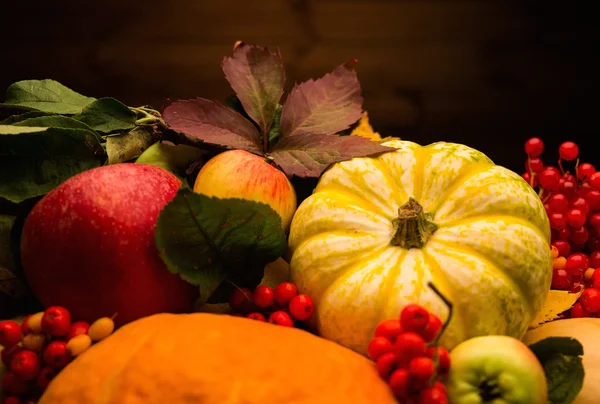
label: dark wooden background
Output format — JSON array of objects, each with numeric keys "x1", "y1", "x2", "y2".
[{"x1": 0, "y1": 0, "x2": 597, "y2": 172}]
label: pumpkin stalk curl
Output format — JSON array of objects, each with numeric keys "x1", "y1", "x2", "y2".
[{"x1": 391, "y1": 197, "x2": 438, "y2": 249}]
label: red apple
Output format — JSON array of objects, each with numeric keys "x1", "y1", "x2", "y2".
[
  {"x1": 193, "y1": 150, "x2": 297, "y2": 231},
  {"x1": 20, "y1": 163, "x2": 198, "y2": 326}
]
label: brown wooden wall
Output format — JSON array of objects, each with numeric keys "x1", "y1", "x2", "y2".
[{"x1": 0, "y1": 0, "x2": 597, "y2": 171}]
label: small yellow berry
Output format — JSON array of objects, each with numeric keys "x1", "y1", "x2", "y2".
[
  {"x1": 550, "y1": 245, "x2": 559, "y2": 259},
  {"x1": 66, "y1": 334, "x2": 92, "y2": 356},
  {"x1": 88, "y1": 317, "x2": 115, "y2": 342},
  {"x1": 553, "y1": 257, "x2": 567, "y2": 270},
  {"x1": 27, "y1": 312, "x2": 44, "y2": 334},
  {"x1": 584, "y1": 268, "x2": 596, "y2": 281},
  {"x1": 22, "y1": 333, "x2": 46, "y2": 352}
]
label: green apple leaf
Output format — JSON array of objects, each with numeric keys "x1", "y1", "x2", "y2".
[
  {"x1": 10, "y1": 115, "x2": 96, "y2": 131},
  {"x1": 0, "y1": 111, "x2": 55, "y2": 124},
  {"x1": 135, "y1": 142, "x2": 205, "y2": 177},
  {"x1": 0, "y1": 79, "x2": 96, "y2": 114},
  {"x1": 106, "y1": 127, "x2": 156, "y2": 164},
  {"x1": 0, "y1": 125, "x2": 105, "y2": 203},
  {"x1": 154, "y1": 189, "x2": 286, "y2": 306},
  {"x1": 73, "y1": 97, "x2": 137, "y2": 133},
  {"x1": 528, "y1": 336, "x2": 584, "y2": 404},
  {"x1": 0, "y1": 214, "x2": 29, "y2": 298}
]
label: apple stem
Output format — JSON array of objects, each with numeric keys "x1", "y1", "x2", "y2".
[{"x1": 426, "y1": 281, "x2": 454, "y2": 387}]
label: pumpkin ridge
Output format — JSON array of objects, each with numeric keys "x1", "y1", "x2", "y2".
[
  {"x1": 410, "y1": 143, "x2": 426, "y2": 202},
  {"x1": 372, "y1": 155, "x2": 409, "y2": 209},
  {"x1": 429, "y1": 238, "x2": 535, "y2": 320},
  {"x1": 97, "y1": 324, "x2": 158, "y2": 403},
  {"x1": 377, "y1": 247, "x2": 409, "y2": 321},
  {"x1": 312, "y1": 184, "x2": 392, "y2": 222},
  {"x1": 420, "y1": 248, "x2": 468, "y2": 341},
  {"x1": 428, "y1": 163, "x2": 495, "y2": 217}
]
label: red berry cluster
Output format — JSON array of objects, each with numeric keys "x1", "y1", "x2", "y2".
[
  {"x1": 367, "y1": 304, "x2": 450, "y2": 404},
  {"x1": 1, "y1": 307, "x2": 115, "y2": 404},
  {"x1": 228, "y1": 282, "x2": 315, "y2": 328},
  {"x1": 523, "y1": 139, "x2": 600, "y2": 295}
]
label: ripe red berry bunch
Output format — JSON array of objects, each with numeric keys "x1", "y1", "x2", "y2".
[
  {"x1": 367, "y1": 303, "x2": 451, "y2": 404},
  {"x1": 0, "y1": 307, "x2": 116, "y2": 403},
  {"x1": 523, "y1": 138, "x2": 600, "y2": 316},
  {"x1": 228, "y1": 282, "x2": 315, "y2": 328}
]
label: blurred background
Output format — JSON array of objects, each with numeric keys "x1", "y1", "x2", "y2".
[{"x1": 0, "y1": 0, "x2": 597, "y2": 172}]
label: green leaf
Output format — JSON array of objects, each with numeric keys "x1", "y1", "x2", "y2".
[
  {"x1": 0, "y1": 214, "x2": 29, "y2": 298},
  {"x1": 154, "y1": 189, "x2": 287, "y2": 305},
  {"x1": 529, "y1": 337, "x2": 585, "y2": 404},
  {"x1": 73, "y1": 97, "x2": 137, "y2": 133},
  {"x1": 267, "y1": 104, "x2": 282, "y2": 149},
  {"x1": 0, "y1": 79, "x2": 96, "y2": 114},
  {"x1": 136, "y1": 142, "x2": 205, "y2": 176},
  {"x1": 106, "y1": 127, "x2": 156, "y2": 164},
  {"x1": 0, "y1": 111, "x2": 55, "y2": 125},
  {"x1": 0, "y1": 125, "x2": 104, "y2": 203},
  {"x1": 11, "y1": 115, "x2": 96, "y2": 131}
]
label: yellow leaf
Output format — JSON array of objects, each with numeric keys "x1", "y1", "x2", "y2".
[
  {"x1": 528, "y1": 289, "x2": 583, "y2": 330},
  {"x1": 350, "y1": 112, "x2": 382, "y2": 141}
]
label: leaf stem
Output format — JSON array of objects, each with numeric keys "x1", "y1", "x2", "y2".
[{"x1": 130, "y1": 106, "x2": 167, "y2": 128}]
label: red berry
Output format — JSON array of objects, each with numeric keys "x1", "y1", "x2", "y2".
[
  {"x1": 589, "y1": 214, "x2": 600, "y2": 230},
  {"x1": 375, "y1": 352, "x2": 398, "y2": 380},
  {"x1": 590, "y1": 251, "x2": 600, "y2": 268},
  {"x1": 539, "y1": 167, "x2": 561, "y2": 190},
  {"x1": 3, "y1": 396, "x2": 24, "y2": 404},
  {"x1": 566, "y1": 209, "x2": 587, "y2": 228},
  {"x1": 367, "y1": 336, "x2": 394, "y2": 360},
  {"x1": 41, "y1": 306, "x2": 72, "y2": 337},
  {"x1": 252, "y1": 285, "x2": 275, "y2": 309},
  {"x1": 565, "y1": 254, "x2": 588, "y2": 276},
  {"x1": 374, "y1": 319, "x2": 403, "y2": 341},
  {"x1": 419, "y1": 386, "x2": 449, "y2": 404},
  {"x1": 1, "y1": 346, "x2": 22, "y2": 368},
  {"x1": 549, "y1": 212, "x2": 567, "y2": 230},
  {"x1": 228, "y1": 287, "x2": 254, "y2": 312},
  {"x1": 388, "y1": 368, "x2": 411, "y2": 400},
  {"x1": 570, "y1": 302, "x2": 590, "y2": 318},
  {"x1": 526, "y1": 158, "x2": 544, "y2": 174},
  {"x1": 2, "y1": 371, "x2": 30, "y2": 395},
  {"x1": 10, "y1": 349, "x2": 40, "y2": 381},
  {"x1": 577, "y1": 163, "x2": 596, "y2": 181},
  {"x1": 590, "y1": 172, "x2": 600, "y2": 190},
  {"x1": 422, "y1": 315, "x2": 443, "y2": 342},
  {"x1": 571, "y1": 227, "x2": 589, "y2": 246},
  {"x1": 36, "y1": 366, "x2": 57, "y2": 392},
  {"x1": 426, "y1": 346, "x2": 451, "y2": 374},
  {"x1": 557, "y1": 226, "x2": 571, "y2": 241},
  {"x1": 559, "y1": 141, "x2": 579, "y2": 161},
  {"x1": 559, "y1": 180, "x2": 577, "y2": 199},
  {"x1": 273, "y1": 282, "x2": 298, "y2": 307},
  {"x1": 42, "y1": 340, "x2": 71, "y2": 369},
  {"x1": 552, "y1": 240, "x2": 571, "y2": 257},
  {"x1": 524, "y1": 137, "x2": 544, "y2": 157},
  {"x1": 522, "y1": 172, "x2": 538, "y2": 188},
  {"x1": 288, "y1": 294, "x2": 314, "y2": 321},
  {"x1": 394, "y1": 332, "x2": 427, "y2": 365},
  {"x1": 408, "y1": 356, "x2": 436, "y2": 385},
  {"x1": 67, "y1": 321, "x2": 90, "y2": 340},
  {"x1": 548, "y1": 194, "x2": 569, "y2": 213},
  {"x1": 0, "y1": 321, "x2": 22, "y2": 348},
  {"x1": 586, "y1": 190, "x2": 600, "y2": 211},
  {"x1": 592, "y1": 268, "x2": 600, "y2": 289},
  {"x1": 400, "y1": 304, "x2": 430, "y2": 334},
  {"x1": 570, "y1": 197, "x2": 590, "y2": 216},
  {"x1": 267, "y1": 311, "x2": 294, "y2": 327},
  {"x1": 246, "y1": 312, "x2": 266, "y2": 322},
  {"x1": 552, "y1": 269, "x2": 570, "y2": 290},
  {"x1": 580, "y1": 288, "x2": 600, "y2": 313}
]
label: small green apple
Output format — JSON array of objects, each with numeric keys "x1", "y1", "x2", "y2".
[{"x1": 447, "y1": 335, "x2": 547, "y2": 404}]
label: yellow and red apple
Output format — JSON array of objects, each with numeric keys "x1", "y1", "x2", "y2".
[{"x1": 193, "y1": 149, "x2": 297, "y2": 231}]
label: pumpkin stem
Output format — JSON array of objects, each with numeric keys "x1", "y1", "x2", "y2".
[{"x1": 390, "y1": 197, "x2": 437, "y2": 248}]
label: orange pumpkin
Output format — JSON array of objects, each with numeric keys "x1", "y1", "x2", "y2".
[{"x1": 39, "y1": 313, "x2": 396, "y2": 404}]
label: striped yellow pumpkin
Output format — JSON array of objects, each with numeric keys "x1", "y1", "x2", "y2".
[{"x1": 288, "y1": 139, "x2": 553, "y2": 356}]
